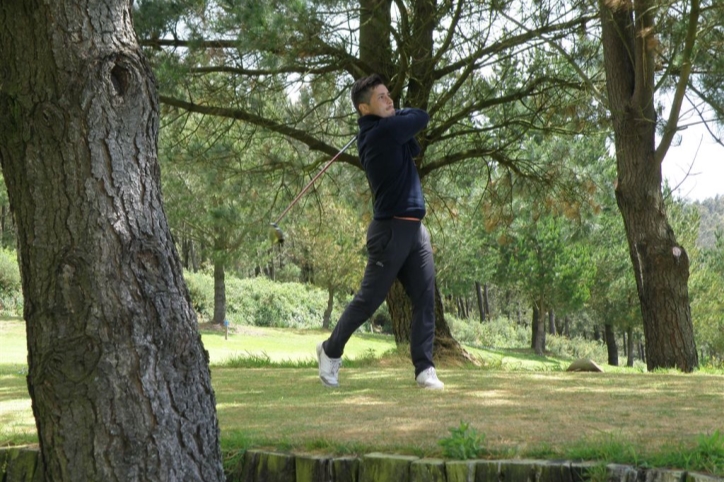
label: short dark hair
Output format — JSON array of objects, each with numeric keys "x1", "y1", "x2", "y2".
[{"x1": 351, "y1": 74, "x2": 385, "y2": 115}]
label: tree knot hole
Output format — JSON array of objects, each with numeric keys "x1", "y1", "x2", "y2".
[{"x1": 111, "y1": 64, "x2": 130, "y2": 96}]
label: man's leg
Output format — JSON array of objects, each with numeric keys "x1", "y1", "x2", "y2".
[
  {"x1": 323, "y1": 219, "x2": 405, "y2": 358},
  {"x1": 397, "y1": 222, "x2": 437, "y2": 377}
]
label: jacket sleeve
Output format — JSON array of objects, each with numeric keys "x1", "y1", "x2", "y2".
[{"x1": 382, "y1": 108, "x2": 429, "y2": 144}]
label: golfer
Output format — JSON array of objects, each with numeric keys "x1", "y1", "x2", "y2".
[{"x1": 317, "y1": 74, "x2": 443, "y2": 390}]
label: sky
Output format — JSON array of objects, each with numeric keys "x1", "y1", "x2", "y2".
[{"x1": 661, "y1": 122, "x2": 724, "y2": 202}]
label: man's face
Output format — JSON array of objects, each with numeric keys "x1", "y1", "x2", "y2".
[{"x1": 359, "y1": 84, "x2": 394, "y2": 118}]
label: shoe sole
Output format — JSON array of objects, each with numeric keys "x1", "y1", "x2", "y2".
[
  {"x1": 417, "y1": 382, "x2": 444, "y2": 390},
  {"x1": 317, "y1": 343, "x2": 339, "y2": 388}
]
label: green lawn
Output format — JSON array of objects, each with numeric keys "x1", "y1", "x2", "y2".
[{"x1": 2, "y1": 317, "x2": 724, "y2": 475}]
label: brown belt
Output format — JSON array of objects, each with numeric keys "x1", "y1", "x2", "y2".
[{"x1": 393, "y1": 216, "x2": 421, "y2": 221}]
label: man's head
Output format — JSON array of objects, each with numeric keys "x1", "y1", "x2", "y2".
[{"x1": 351, "y1": 74, "x2": 394, "y2": 118}]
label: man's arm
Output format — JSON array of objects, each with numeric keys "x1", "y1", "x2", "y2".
[{"x1": 381, "y1": 108, "x2": 429, "y2": 145}]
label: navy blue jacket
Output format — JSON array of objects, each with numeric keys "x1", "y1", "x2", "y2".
[{"x1": 357, "y1": 108, "x2": 429, "y2": 220}]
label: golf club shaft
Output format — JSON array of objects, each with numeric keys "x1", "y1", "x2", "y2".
[{"x1": 273, "y1": 136, "x2": 357, "y2": 225}]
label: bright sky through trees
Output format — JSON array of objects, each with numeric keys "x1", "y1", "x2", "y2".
[{"x1": 663, "y1": 124, "x2": 724, "y2": 201}]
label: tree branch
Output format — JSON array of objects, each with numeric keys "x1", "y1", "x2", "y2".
[
  {"x1": 159, "y1": 95, "x2": 361, "y2": 169},
  {"x1": 655, "y1": 0, "x2": 701, "y2": 164}
]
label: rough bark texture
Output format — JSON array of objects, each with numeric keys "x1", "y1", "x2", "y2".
[
  {"x1": 213, "y1": 260, "x2": 226, "y2": 325},
  {"x1": 359, "y1": 0, "x2": 394, "y2": 82},
  {"x1": 627, "y1": 326, "x2": 635, "y2": 367},
  {"x1": 388, "y1": 281, "x2": 477, "y2": 363},
  {"x1": 323, "y1": 285, "x2": 334, "y2": 330},
  {"x1": 599, "y1": 0, "x2": 698, "y2": 371},
  {"x1": 604, "y1": 323, "x2": 619, "y2": 366},
  {"x1": 531, "y1": 303, "x2": 546, "y2": 356},
  {"x1": 0, "y1": 1, "x2": 224, "y2": 480},
  {"x1": 475, "y1": 282, "x2": 486, "y2": 323}
]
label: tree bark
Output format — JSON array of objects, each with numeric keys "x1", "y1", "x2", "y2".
[
  {"x1": 548, "y1": 310, "x2": 556, "y2": 336},
  {"x1": 627, "y1": 326, "x2": 635, "y2": 367},
  {"x1": 359, "y1": 0, "x2": 394, "y2": 82},
  {"x1": 483, "y1": 284, "x2": 490, "y2": 318},
  {"x1": 604, "y1": 323, "x2": 619, "y2": 366},
  {"x1": 323, "y1": 285, "x2": 335, "y2": 330},
  {"x1": 387, "y1": 281, "x2": 476, "y2": 363},
  {"x1": 212, "y1": 260, "x2": 226, "y2": 325},
  {"x1": 0, "y1": 2, "x2": 224, "y2": 480},
  {"x1": 531, "y1": 302, "x2": 546, "y2": 355},
  {"x1": 475, "y1": 281, "x2": 486, "y2": 323},
  {"x1": 599, "y1": 0, "x2": 697, "y2": 371}
]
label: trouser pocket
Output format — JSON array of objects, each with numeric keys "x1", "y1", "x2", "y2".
[{"x1": 366, "y1": 220, "x2": 393, "y2": 262}]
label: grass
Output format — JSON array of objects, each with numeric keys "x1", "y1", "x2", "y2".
[{"x1": 2, "y1": 316, "x2": 724, "y2": 476}]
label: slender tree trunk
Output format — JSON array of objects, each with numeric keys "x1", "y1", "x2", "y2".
[
  {"x1": 599, "y1": 0, "x2": 697, "y2": 371},
  {"x1": 323, "y1": 285, "x2": 335, "y2": 330},
  {"x1": 531, "y1": 302, "x2": 546, "y2": 355},
  {"x1": 0, "y1": 2, "x2": 224, "y2": 480},
  {"x1": 516, "y1": 302, "x2": 522, "y2": 326},
  {"x1": 483, "y1": 283, "x2": 490, "y2": 317},
  {"x1": 475, "y1": 281, "x2": 486, "y2": 323},
  {"x1": 212, "y1": 260, "x2": 226, "y2": 325},
  {"x1": 604, "y1": 323, "x2": 619, "y2": 366},
  {"x1": 627, "y1": 326, "x2": 636, "y2": 367},
  {"x1": 548, "y1": 310, "x2": 556, "y2": 336}
]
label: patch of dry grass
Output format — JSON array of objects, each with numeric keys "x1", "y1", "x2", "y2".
[
  {"x1": 2, "y1": 316, "x2": 723, "y2": 473},
  {"x1": 213, "y1": 367, "x2": 724, "y2": 461}
]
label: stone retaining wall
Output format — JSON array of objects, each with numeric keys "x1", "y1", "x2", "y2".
[{"x1": 2, "y1": 447, "x2": 722, "y2": 482}]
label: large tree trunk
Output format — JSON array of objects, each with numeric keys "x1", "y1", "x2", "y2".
[
  {"x1": 0, "y1": 2, "x2": 224, "y2": 480},
  {"x1": 599, "y1": 0, "x2": 698, "y2": 371},
  {"x1": 387, "y1": 281, "x2": 476, "y2": 363},
  {"x1": 359, "y1": 0, "x2": 394, "y2": 82}
]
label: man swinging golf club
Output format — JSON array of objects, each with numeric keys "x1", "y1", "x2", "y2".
[{"x1": 316, "y1": 74, "x2": 444, "y2": 390}]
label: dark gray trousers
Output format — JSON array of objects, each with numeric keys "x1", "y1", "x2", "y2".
[{"x1": 323, "y1": 218, "x2": 436, "y2": 376}]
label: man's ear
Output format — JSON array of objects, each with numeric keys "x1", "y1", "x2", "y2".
[{"x1": 358, "y1": 103, "x2": 370, "y2": 116}]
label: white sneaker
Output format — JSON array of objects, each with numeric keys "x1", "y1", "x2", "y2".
[
  {"x1": 317, "y1": 342, "x2": 341, "y2": 388},
  {"x1": 416, "y1": 367, "x2": 444, "y2": 390}
]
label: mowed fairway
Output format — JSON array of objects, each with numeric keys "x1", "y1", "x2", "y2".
[
  {"x1": 213, "y1": 367, "x2": 724, "y2": 457},
  {"x1": 2, "y1": 316, "x2": 724, "y2": 466}
]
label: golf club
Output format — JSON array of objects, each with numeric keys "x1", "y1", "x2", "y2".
[{"x1": 270, "y1": 136, "x2": 357, "y2": 244}]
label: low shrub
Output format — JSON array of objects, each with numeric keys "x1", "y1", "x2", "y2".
[
  {"x1": 448, "y1": 314, "x2": 615, "y2": 363},
  {"x1": 0, "y1": 248, "x2": 22, "y2": 316},
  {"x1": 545, "y1": 334, "x2": 608, "y2": 362},
  {"x1": 438, "y1": 421, "x2": 486, "y2": 459},
  {"x1": 447, "y1": 315, "x2": 529, "y2": 349},
  {"x1": 183, "y1": 271, "x2": 352, "y2": 329}
]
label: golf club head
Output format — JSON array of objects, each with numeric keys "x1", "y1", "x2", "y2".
[{"x1": 269, "y1": 223, "x2": 285, "y2": 245}]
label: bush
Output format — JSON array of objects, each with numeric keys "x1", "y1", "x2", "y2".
[
  {"x1": 0, "y1": 248, "x2": 22, "y2": 315},
  {"x1": 447, "y1": 314, "x2": 612, "y2": 363},
  {"x1": 447, "y1": 315, "x2": 529, "y2": 349},
  {"x1": 545, "y1": 334, "x2": 608, "y2": 361},
  {"x1": 183, "y1": 270, "x2": 351, "y2": 329}
]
